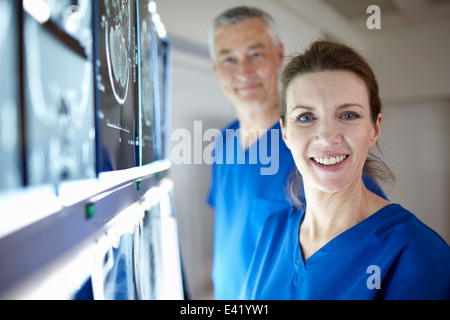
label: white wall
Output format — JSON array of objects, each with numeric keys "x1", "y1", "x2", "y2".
[
  {"x1": 379, "y1": 100, "x2": 450, "y2": 243},
  {"x1": 167, "y1": 50, "x2": 233, "y2": 298},
  {"x1": 156, "y1": 0, "x2": 450, "y2": 299},
  {"x1": 363, "y1": 19, "x2": 450, "y2": 246},
  {"x1": 363, "y1": 19, "x2": 450, "y2": 102}
]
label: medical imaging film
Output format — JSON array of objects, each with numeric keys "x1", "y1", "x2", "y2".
[
  {"x1": 43, "y1": 0, "x2": 92, "y2": 49},
  {"x1": 138, "y1": 0, "x2": 156, "y2": 165},
  {"x1": 135, "y1": 204, "x2": 165, "y2": 299},
  {"x1": 96, "y1": 0, "x2": 139, "y2": 171},
  {"x1": 0, "y1": 0, "x2": 22, "y2": 190},
  {"x1": 103, "y1": 232, "x2": 137, "y2": 300},
  {"x1": 156, "y1": 34, "x2": 170, "y2": 160},
  {"x1": 22, "y1": 1, "x2": 96, "y2": 186}
]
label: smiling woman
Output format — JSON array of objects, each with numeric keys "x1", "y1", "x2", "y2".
[
  {"x1": 280, "y1": 40, "x2": 393, "y2": 207},
  {"x1": 239, "y1": 40, "x2": 450, "y2": 300}
]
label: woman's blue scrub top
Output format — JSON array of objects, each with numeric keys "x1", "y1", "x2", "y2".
[{"x1": 240, "y1": 203, "x2": 450, "y2": 300}]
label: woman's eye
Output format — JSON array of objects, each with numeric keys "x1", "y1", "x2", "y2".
[
  {"x1": 297, "y1": 113, "x2": 314, "y2": 123},
  {"x1": 342, "y1": 112, "x2": 359, "y2": 120}
]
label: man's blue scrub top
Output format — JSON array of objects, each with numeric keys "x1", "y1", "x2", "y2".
[
  {"x1": 240, "y1": 203, "x2": 450, "y2": 300},
  {"x1": 208, "y1": 120, "x2": 388, "y2": 300}
]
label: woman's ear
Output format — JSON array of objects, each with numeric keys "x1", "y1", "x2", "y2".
[
  {"x1": 370, "y1": 113, "x2": 382, "y2": 147},
  {"x1": 280, "y1": 119, "x2": 290, "y2": 150}
]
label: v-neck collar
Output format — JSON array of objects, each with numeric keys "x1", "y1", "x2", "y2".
[
  {"x1": 293, "y1": 203, "x2": 399, "y2": 270},
  {"x1": 236, "y1": 121, "x2": 281, "y2": 154}
]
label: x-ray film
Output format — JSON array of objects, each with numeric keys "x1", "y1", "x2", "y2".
[
  {"x1": 23, "y1": 2, "x2": 96, "y2": 186},
  {"x1": 138, "y1": 0, "x2": 156, "y2": 165},
  {"x1": 96, "y1": 0, "x2": 139, "y2": 171},
  {"x1": 0, "y1": 0, "x2": 22, "y2": 190},
  {"x1": 155, "y1": 33, "x2": 171, "y2": 160},
  {"x1": 135, "y1": 204, "x2": 164, "y2": 299},
  {"x1": 43, "y1": 0, "x2": 93, "y2": 52},
  {"x1": 103, "y1": 233, "x2": 137, "y2": 300}
]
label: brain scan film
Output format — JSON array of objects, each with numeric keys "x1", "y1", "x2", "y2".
[
  {"x1": 23, "y1": 1, "x2": 96, "y2": 185},
  {"x1": 96, "y1": 0, "x2": 138, "y2": 171},
  {"x1": 138, "y1": 0, "x2": 156, "y2": 165}
]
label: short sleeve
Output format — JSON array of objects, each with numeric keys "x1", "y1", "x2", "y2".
[{"x1": 381, "y1": 261, "x2": 450, "y2": 300}]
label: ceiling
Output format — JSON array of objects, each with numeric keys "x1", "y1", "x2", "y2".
[{"x1": 319, "y1": 0, "x2": 450, "y2": 29}]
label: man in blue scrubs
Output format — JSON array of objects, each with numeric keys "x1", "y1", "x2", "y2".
[{"x1": 207, "y1": 7, "x2": 387, "y2": 299}]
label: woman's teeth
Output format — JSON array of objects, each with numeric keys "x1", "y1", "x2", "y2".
[{"x1": 313, "y1": 155, "x2": 347, "y2": 166}]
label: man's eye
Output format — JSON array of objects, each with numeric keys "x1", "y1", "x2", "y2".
[{"x1": 222, "y1": 57, "x2": 235, "y2": 64}]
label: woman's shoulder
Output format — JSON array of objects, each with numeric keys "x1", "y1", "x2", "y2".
[
  {"x1": 374, "y1": 204, "x2": 450, "y2": 299},
  {"x1": 376, "y1": 203, "x2": 450, "y2": 264},
  {"x1": 256, "y1": 206, "x2": 301, "y2": 243}
]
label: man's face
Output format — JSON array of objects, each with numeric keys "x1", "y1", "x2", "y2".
[{"x1": 212, "y1": 17, "x2": 284, "y2": 114}]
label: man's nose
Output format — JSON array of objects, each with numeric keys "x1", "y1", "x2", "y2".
[{"x1": 237, "y1": 58, "x2": 256, "y2": 78}]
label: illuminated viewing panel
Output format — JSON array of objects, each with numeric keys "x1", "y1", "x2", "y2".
[
  {"x1": 22, "y1": 0, "x2": 97, "y2": 185},
  {"x1": 0, "y1": 0, "x2": 180, "y2": 301},
  {"x1": 138, "y1": 0, "x2": 156, "y2": 165},
  {"x1": 96, "y1": 0, "x2": 139, "y2": 172},
  {"x1": 155, "y1": 24, "x2": 171, "y2": 161},
  {"x1": 0, "y1": 0, "x2": 22, "y2": 190}
]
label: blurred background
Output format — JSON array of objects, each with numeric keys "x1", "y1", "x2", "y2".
[{"x1": 159, "y1": 0, "x2": 450, "y2": 299}]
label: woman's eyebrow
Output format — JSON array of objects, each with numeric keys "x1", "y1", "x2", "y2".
[
  {"x1": 290, "y1": 105, "x2": 314, "y2": 112},
  {"x1": 337, "y1": 103, "x2": 365, "y2": 110},
  {"x1": 290, "y1": 103, "x2": 365, "y2": 111}
]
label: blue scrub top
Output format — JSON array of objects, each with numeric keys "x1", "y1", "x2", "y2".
[
  {"x1": 240, "y1": 203, "x2": 450, "y2": 300},
  {"x1": 208, "y1": 120, "x2": 295, "y2": 299},
  {"x1": 208, "y1": 120, "x2": 389, "y2": 300}
]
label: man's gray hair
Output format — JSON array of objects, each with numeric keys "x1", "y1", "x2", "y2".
[{"x1": 208, "y1": 6, "x2": 280, "y2": 60}]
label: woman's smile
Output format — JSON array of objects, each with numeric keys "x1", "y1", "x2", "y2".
[
  {"x1": 312, "y1": 155, "x2": 348, "y2": 166},
  {"x1": 310, "y1": 154, "x2": 349, "y2": 173}
]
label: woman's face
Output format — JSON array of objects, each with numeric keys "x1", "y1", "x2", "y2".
[{"x1": 281, "y1": 71, "x2": 381, "y2": 193}]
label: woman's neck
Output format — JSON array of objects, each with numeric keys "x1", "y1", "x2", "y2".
[
  {"x1": 300, "y1": 180, "x2": 389, "y2": 259},
  {"x1": 304, "y1": 182, "x2": 369, "y2": 236}
]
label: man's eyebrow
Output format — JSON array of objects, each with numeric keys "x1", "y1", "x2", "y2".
[
  {"x1": 218, "y1": 43, "x2": 265, "y2": 57},
  {"x1": 218, "y1": 49, "x2": 233, "y2": 56},
  {"x1": 248, "y1": 43, "x2": 264, "y2": 51}
]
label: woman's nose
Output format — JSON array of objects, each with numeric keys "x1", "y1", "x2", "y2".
[{"x1": 315, "y1": 119, "x2": 342, "y2": 146}]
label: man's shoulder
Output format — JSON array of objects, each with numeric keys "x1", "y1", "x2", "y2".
[{"x1": 220, "y1": 119, "x2": 239, "y2": 133}]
